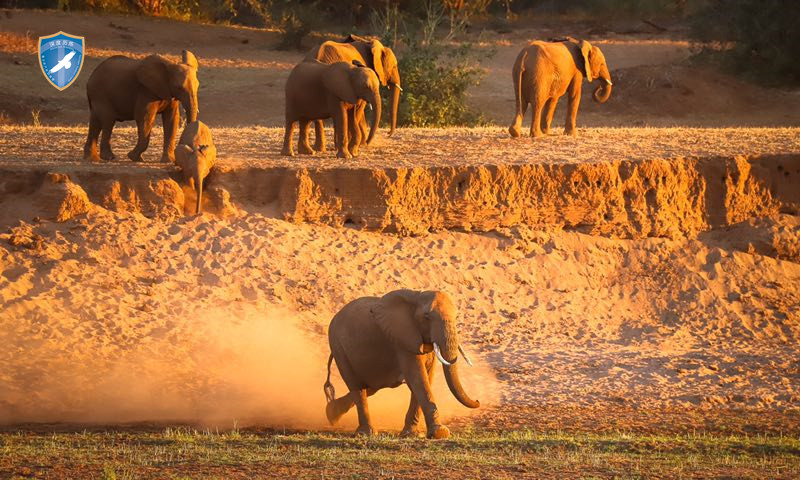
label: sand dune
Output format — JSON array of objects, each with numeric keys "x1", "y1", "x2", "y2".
[{"x1": 1, "y1": 209, "x2": 798, "y2": 429}]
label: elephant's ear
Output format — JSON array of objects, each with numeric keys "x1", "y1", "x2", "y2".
[
  {"x1": 323, "y1": 64, "x2": 359, "y2": 105},
  {"x1": 371, "y1": 290, "x2": 425, "y2": 355},
  {"x1": 136, "y1": 55, "x2": 172, "y2": 100},
  {"x1": 578, "y1": 40, "x2": 593, "y2": 81},
  {"x1": 370, "y1": 40, "x2": 388, "y2": 86},
  {"x1": 182, "y1": 50, "x2": 199, "y2": 70}
]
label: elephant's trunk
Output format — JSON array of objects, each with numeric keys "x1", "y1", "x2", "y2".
[
  {"x1": 388, "y1": 82, "x2": 400, "y2": 136},
  {"x1": 366, "y1": 90, "x2": 381, "y2": 145},
  {"x1": 433, "y1": 318, "x2": 479, "y2": 409},
  {"x1": 194, "y1": 170, "x2": 203, "y2": 214},
  {"x1": 184, "y1": 93, "x2": 199, "y2": 123},
  {"x1": 593, "y1": 65, "x2": 612, "y2": 104},
  {"x1": 443, "y1": 362, "x2": 480, "y2": 409}
]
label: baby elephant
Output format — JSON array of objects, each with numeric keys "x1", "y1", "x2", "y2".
[
  {"x1": 283, "y1": 60, "x2": 381, "y2": 158},
  {"x1": 324, "y1": 289, "x2": 479, "y2": 439},
  {"x1": 176, "y1": 121, "x2": 216, "y2": 214}
]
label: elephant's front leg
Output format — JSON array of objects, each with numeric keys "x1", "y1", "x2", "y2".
[
  {"x1": 400, "y1": 358, "x2": 435, "y2": 438},
  {"x1": 128, "y1": 99, "x2": 159, "y2": 162},
  {"x1": 333, "y1": 102, "x2": 352, "y2": 159},
  {"x1": 399, "y1": 353, "x2": 449, "y2": 439},
  {"x1": 351, "y1": 388, "x2": 375, "y2": 436},
  {"x1": 356, "y1": 104, "x2": 369, "y2": 146},
  {"x1": 348, "y1": 106, "x2": 362, "y2": 156},
  {"x1": 564, "y1": 78, "x2": 582, "y2": 136},
  {"x1": 160, "y1": 100, "x2": 180, "y2": 163}
]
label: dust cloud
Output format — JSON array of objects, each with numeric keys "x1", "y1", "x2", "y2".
[{"x1": 0, "y1": 303, "x2": 499, "y2": 430}]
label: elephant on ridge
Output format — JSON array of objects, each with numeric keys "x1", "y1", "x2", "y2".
[
  {"x1": 83, "y1": 50, "x2": 200, "y2": 163},
  {"x1": 508, "y1": 37, "x2": 612, "y2": 138},
  {"x1": 282, "y1": 60, "x2": 381, "y2": 159},
  {"x1": 304, "y1": 34, "x2": 401, "y2": 152},
  {"x1": 323, "y1": 289, "x2": 479, "y2": 439}
]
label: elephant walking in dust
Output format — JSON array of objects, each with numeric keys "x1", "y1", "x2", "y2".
[
  {"x1": 175, "y1": 120, "x2": 216, "y2": 215},
  {"x1": 324, "y1": 290, "x2": 479, "y2": 439},
  {"x1": 509, "y1": 37, "x2": 612, "y2": 138},
  {"x1": 83, "y1": 50, "x2": 200, "y2": 163}
]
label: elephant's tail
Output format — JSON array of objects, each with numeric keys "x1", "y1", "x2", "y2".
[
  {"x1": 323, "y1": 353, "x2": 335, "y2": 404},
  {"x1": 514, "y1": 49, "x2": 528, "y2": 118}
]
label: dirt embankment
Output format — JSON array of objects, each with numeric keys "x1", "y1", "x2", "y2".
[{"x1": 2, "y1": 129, "x2": 798, "y2": 241}]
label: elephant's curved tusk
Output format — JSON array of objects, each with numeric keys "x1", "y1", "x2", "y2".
[
  {"x1": 367, "y1": 103, "x2": 373, "y2": 111},
  {"x1": 605, "y1": 78, "x2": 613, "y2": 86},
  {"x1": 458, "y1": 344, "x2": 474, "y2": 367},
  {"x1": 433, "y1": 343, "x2": 452, "y2": 366},
  {"x1": 392, "y1": 82, "x2": 403, "y2": 92}
]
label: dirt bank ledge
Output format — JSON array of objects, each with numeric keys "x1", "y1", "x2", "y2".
[{"x1": 1, "y1": 153, "x2": 797, "y2": 238}]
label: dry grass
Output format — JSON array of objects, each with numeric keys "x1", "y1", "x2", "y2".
[
  {"x1": 1, "y1": 126, "x2": 799, "y2": 170},
  {"x1": 1, "y1": 428, "x2": 798, "y2": 479}
]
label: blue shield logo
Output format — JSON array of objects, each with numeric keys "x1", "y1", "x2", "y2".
[{"x1": 38, "y1": 32, "x2": 85, "y2": 91}]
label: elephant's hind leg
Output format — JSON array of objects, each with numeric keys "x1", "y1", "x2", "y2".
[
  {"x1": 509, "y1": 101, "x2": 528, "y2": 138},
  {"x1": 298, "y1": 120, "x2": 316, "y2": 155},
  {"x1": 541, "y1": 98, "x2": 557, "y2": 135},
  {"x1": 84, "y1": 113, "x2": 102, "y2": 162},
  {"x1": 281, "y1": 120, "x2": 297, "y2": 156},
  {"x1": 530, "y1": 96, "x2": 545, "y2": 138},
  {"x1": 326, "y1": 393, "x2": 354, "y2": 425},
  {"x1": 99, "y1": 118, "x2": 116, "y2": 161}
]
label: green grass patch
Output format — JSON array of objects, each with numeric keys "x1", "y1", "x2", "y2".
[{"x1": 1, "y1": 427, "x2": 799, "y2": 479}]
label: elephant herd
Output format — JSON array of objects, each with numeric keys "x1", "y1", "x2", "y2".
[
  {"x1": 77, "y1": 35, "x2": 612, "y2": 437},
  {"x1": 80, "y1": 35, "x2": 612, "y2": 211}
]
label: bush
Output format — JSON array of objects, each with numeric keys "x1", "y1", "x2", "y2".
[
  {"x1": 689, "y1": 0, "x2": 800, "y2": 85},
  {"x1": 384, "y1": 41, "x2": 488, "y2": 127}
]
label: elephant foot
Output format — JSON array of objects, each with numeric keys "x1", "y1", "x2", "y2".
[
  {"x1": 354, "y1": 425, "x2": 375, "y2": 437},
  {"x1": 564, "y1": 127, "x2": 577, "y2": 136},
  {"x1": 127, "y1": 151, "x2": 144, "y2": 162},
  {"x1": 427, "y1": 424, "x2": 450, "y2": 440},
  {"x1": 325, "y1": 400, "x2": 350, "y2": 425},
  {"x1": 531, "y1": 131, "x2": 544, "y2": 139},
  {"x1": 281, "y1": 147, "x2": 296, "y2": 157},
  {"x1": 298, "y1": 144, "x2": 316, "y2": 155},
  {"x1": 160, "y1": 153, "x2": 175, "y2": 163},
  {"x1": 84, "y1": 152, "x2": 102, "y2": 163},
  {"x1": 508, "y1": 125, "x2": 521, "y2": 138},
  {"x1": 400, "y1": 426, "x2": 423, "y2": 438},
  {"x1": 336, "y1": 150, "x2": 353, "y2": 159},
  {"x1": 100, "y1": 150, "x2": 116, "y2": 161},
  {"x1": 313, "y1": 142, "x2": 326, "y2": 153}
]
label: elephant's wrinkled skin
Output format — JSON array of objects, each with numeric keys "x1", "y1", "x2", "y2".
[
  {"x1": 83, "y1": 50, "x2": 200, "y2": 163},
  {"x1": 509, "y1": 37, "x2": 612, "y2": 138},
  {"x1": 324, "y1": 290, "x2": 479, "y2": 439}
]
